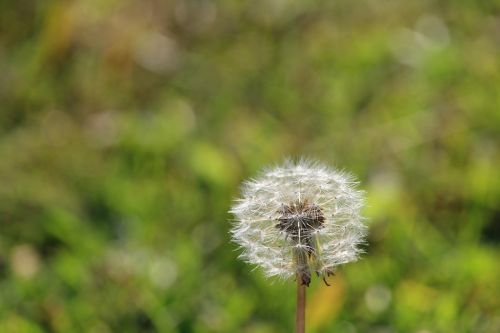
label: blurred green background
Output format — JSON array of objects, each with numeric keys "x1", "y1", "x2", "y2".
[{"x1": 1, "y1": 1, "x2": 499, "y2": 332}]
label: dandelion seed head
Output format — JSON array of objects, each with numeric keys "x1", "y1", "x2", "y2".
[{"x1": 230, "y1": 158, "x2": 367, "y2": 285}]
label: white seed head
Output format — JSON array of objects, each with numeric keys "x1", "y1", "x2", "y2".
[{"x1": 229, "y1": 159, "x2": 367, "y2": 286}]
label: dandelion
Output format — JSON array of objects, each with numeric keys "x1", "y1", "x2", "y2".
[{"x1": 230, "y1": 159, "x2": 367, "y2": 333}]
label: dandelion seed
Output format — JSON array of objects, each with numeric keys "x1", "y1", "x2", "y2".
[{"x1": 230, "y1": 158, "x2": 366, "y2": 285}]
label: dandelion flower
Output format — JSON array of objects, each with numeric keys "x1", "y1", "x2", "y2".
[{"x1": 230, "y1": 159, "x2": 367, "y2": 287}]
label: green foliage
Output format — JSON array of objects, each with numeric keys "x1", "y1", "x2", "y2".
[{"x1": 1, "y1": 1, "x2": 499, "y2": 332}]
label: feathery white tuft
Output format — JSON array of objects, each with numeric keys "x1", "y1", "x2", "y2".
[{"x1": 229, "y1": 159, "x2": 367, "y2": 285}]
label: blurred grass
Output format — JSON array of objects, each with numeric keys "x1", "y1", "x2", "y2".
[{"x1": 0, "y1": 0, "x2": 499, "y2": 332}]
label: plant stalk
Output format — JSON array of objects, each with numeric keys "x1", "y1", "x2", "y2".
[{"x1": 296, "y1": 276, "x2": 306, "y2": 333}]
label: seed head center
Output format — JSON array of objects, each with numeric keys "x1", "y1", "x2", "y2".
[{"x1": 275, "y1": 201, "x2": 325, "y2": 239}]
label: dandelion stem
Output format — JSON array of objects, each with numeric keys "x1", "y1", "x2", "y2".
[{"x1": 296, "y1": 276, "x2": 306, "y2": 333}]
